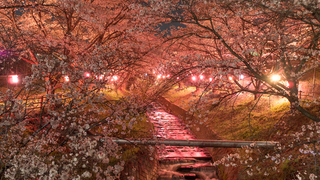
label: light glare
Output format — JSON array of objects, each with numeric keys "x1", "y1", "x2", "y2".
[
  {"x1": 112, "y1": 75, "x2": 118, "y2": 81},
  {"x1": 271, "y1": 74, "x2": 281, "y2": 82},
  {"x1": 10, "y1": 75, "x2": 19, "y2": 84},
  {"x1": 64, "y1": 76, "x2": 69, "y2": 82}
]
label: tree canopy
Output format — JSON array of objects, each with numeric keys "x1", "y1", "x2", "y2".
[
  {"x1": 1, "y1": 0, "x2": 320, "y2": 179},
  {"x1": 137, "y1": 0, "x2": 320, "y2": 121}
]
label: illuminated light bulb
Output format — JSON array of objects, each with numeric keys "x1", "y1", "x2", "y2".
[
  {"x1": 167, "y1": 74, "x2": 170, "y2": 78},
  {"x1": 199, "y1": 75, "x2": 204, "y2": 80},
  {"x1": 239, "y1": 75, "x2": 244, "y2": 80},
  {"x1": 177, "y1": 77, "x2": 179, "y2": 80},
  {"x1": 271, "y1": 74, "x2": 281, "y2": 82},
  {"x1": 85, "y1": 72, "x2": 90, "y2": 77},
  {"x1": 157, "y1": 74, "x2": 161, "y2": 79},
  {"x1": 192, "y1": 76, "x2": 196, "y2": 81},
  {"x1": 229, "y1": 77, "x2": 233, "y2": 80},
  {"x1": 209, "y1": 78, "x2": 213, "y2": 82},
  {"x1": 162, "y1": 75, "x2": 165, "y2": 78},
  {"x1": 99, "y1": 75, "x2": 104, "y2": 80}
]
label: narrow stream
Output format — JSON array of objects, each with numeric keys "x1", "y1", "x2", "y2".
[{"x1": 147, "y1": 103, "x2": 218, "y2": 180}]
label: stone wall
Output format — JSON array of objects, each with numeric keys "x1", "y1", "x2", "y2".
[
  {"x1": 120, "y1": 112, "x2": 159, "y2": 180},
  {"x1": 120, "y1": 148, "x2": 158, "y2": 180}
]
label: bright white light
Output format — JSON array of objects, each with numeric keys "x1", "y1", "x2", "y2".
[
  {"x1": 239, "y1": 75, "x2": 244, "y2": 80},
  {"x1": 271, "y1": 74, "x2": 281, "y2": 82},
  {"x1": 192, "y1": 76, "x2": 196, "y2": 81},
  {"x1": 99, "y1": 75, "x2": 104, "y2": 80},
  {"x1": 112, "y1": 75, "x2": 118, "y2": 81},
  {"x1": 199, "y1": 75, "x2": 204, "y2": 80},
  {"x1": 209, "y1": 78, "x2": 213, "y2": 82},
  {"x1": 177, "y1": 77, "x2": 179, "y2": 80},
  {"x1": 162, "y1": 75, "x2": 166, "y2": 78},
  {"x1": 10, "y1": 75, "x2": 19, "y2": 84},
  {"x1": 64, "y1": 76, "x2": 69, "y2": 82},
  {"x1": 157, "y1": 74, "x2": 161, "y2": 79},
  {"x1": 229, "y1": 77, "x2": 233, "y2": 80},
  {"x1": 167, "y1": 74, "x2": 170, "y2": 78},
  {"x1": 85, "y1": 72, "x2": 90, "y2": 77}
]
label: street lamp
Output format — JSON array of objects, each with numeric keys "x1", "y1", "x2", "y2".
[{"x1": 271, "y1": 74, "x2": 281, "y2": 82}]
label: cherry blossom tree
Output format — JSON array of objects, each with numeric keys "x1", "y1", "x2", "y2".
[
  {"x1": 0, "y1": 0, "x2": 159, "y2": 179},
  {"x1": 136, "y1": 0, "x2": 320, "y2": 122}
]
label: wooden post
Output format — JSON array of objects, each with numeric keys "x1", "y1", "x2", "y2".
[
  {"x1": 313, "y1": 67, "x2": 316, "y2": 99},
  {"x1": 299, "y1": 91, "x2": 302, "y2": 99}
]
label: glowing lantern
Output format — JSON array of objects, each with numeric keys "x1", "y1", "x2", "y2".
[
  {"x1": 9, "y1": 75, "x2": 19, "y2": 84},
  {"x1": 64, "y1": 76, "x2": 69, "y2": 82},
  {"x1": 112, "y1": 75, "x2": 118, "y2": 81}
]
